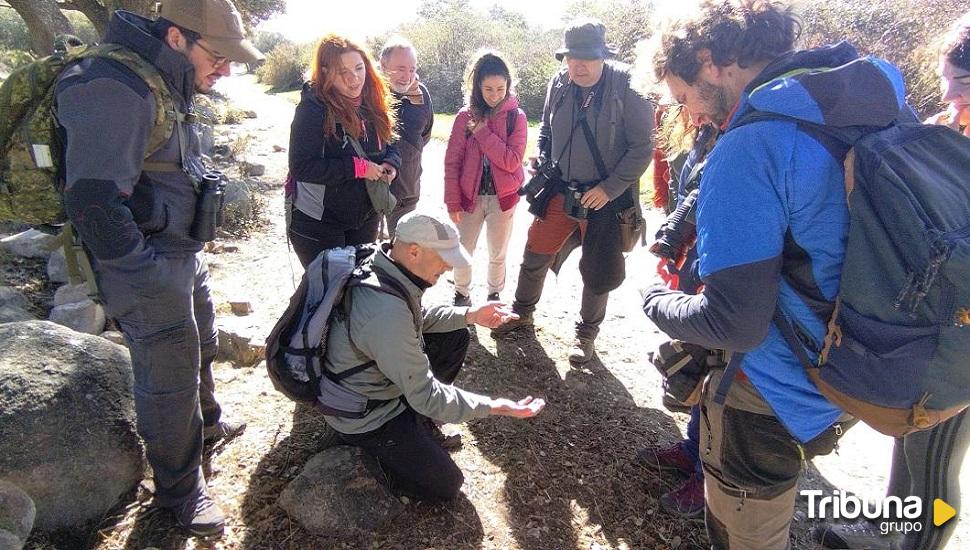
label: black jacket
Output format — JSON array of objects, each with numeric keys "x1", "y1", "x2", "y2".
[
  {"x1": 289, "y1": 83, "x2": 401, "y2": 227},
  {"x1": 389, "y1": 83, "x2": 433, "y2": 202}
]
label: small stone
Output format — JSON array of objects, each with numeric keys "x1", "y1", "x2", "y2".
[
  {"x1": 53, "y1": 283, "x2": 91, "y2": 306},
  {"x1": 243, "y1": 110, "x2": 257, "y2": 118},
  {"x1": 0, "y1": 287, "x2": 29, "y2": 310},
  {"x1": 100, "y1": 331, "x2": 126, "y2": 346},
  {"x1": 0, "y1": 229, "x2": 57, "y2": 259},
  {"x1": 229, "y1": 301, "x2": 253, "y2": 316},
  {"x1": 49, "y1": 299, "x2": 106, "y2": 335},
  {"x1": 0, "y1": 305, "x2": 35, "y2": 324},
  {"x1": 240, "y1": 162, "x2": 266, "y2": 177},
  {"x1": 272, "y1": 145, "x2": 286, "y2": 152},
  {"x1": 670, "y1": 536, "x2": 682, "y2": 548}
]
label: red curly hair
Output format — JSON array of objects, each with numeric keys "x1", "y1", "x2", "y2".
[{"x1": 309, "y1": 34, "x2": 396, "y2": 143}]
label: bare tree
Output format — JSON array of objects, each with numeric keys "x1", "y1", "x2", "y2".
[{"x1": 7, "y1": 0, "x2": 76, "y2": 54}]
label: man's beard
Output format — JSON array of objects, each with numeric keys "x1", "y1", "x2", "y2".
[{"x1": 697, "y1": 80, "x2": 732, "y2": 127}]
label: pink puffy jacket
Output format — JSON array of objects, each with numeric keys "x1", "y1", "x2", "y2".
[{"x1": 444, "y1": 94, "x2": 528, "y2": 213}]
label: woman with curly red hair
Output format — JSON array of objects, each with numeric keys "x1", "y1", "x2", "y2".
[{"x1": 287, "y1": 34, "x2": 401, "y2": 266}]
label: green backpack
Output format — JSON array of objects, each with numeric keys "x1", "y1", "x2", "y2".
[{"x1": 0, "y1": 41, "x2": 177, "y2": 224}]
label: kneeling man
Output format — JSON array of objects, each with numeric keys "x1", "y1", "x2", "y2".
[{"x1": 323, "y1": 210, "x2": 545, "y2": 500}]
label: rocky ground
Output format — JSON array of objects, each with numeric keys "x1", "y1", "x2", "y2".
[{"x1": 9, "y1": 73, "x2": 967, "y2": 549}]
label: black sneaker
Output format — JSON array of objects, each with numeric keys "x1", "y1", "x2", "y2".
[
  {"x1": 486, "y1": 292, "x2": 500, "y2": 302},
  {"x1": 453, "y1": 291, "x2": 471, "y2": 307},
  {"x1": 172, "y1": 488, "x2": 225, "y2": 537}
]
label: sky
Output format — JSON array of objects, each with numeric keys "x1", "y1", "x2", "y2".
[{"x1": 259, "y1": 0, "x2": 572, "y2": 44}]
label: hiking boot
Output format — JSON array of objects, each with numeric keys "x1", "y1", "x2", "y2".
[
  {"x1": 453, "y1": 291, "x2": 471, "y2": 307},
  {"x1": 635, "y1": 440, "x2": 697, "y2": 475},
  {"x1": 661, "y1": 393, "x2": 693, "y2": 414},
  {"x1": 567, "y1": 336, "x2": 595, "y2": 364},
  {"x1": 172, "y1": 488, "x2": 225, "y2": 537},
  {"x1": 659, "y1": 473, "x2": 705, "y2": 518},
  {"x1": 813, "y1": 519, "x2": 902, "y2": 549},
  {"x1": 203, "y1": 420, "x2": 247, "y2": 444},
  {"x1": 486, "y1": 292, "x2": 500, "y2": 302},
  {"x1": 491, "y1": 311, "x2": 533, "y2": 338}
]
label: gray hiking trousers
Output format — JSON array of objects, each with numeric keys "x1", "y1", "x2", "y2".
[
  {"x1": 95, "y1": 250, "x2": 221, "y2": 507},
  {"x1": 512, "y1": 249, "x2": 608, "y2": 339}
]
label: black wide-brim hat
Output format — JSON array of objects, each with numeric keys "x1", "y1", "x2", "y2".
[{"x1": 555, "y1": 19, "x2": 618, "y2": 61}]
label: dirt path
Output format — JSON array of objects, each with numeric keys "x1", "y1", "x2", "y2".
[{"x1": 82, "y1": 74, "x2": 966, "y2": 549}]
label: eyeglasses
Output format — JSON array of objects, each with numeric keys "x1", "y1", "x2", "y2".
[{"x1": 192, "y1": 40, "x2": 229, "y2": 69}]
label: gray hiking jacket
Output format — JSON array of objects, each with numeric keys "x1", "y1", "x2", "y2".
[{"x1": 322, "y1": 249, "x2": 493, "y2": 434}]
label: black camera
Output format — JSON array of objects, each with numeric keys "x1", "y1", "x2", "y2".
[
  {"x1": 650, "y1": 187, "x2": 699, "y2": 266},
  {"x1": 189, "y1": 171, "x2": 226, "y2": 242},
  {"x1": 518, "y1": 158, "x2": 561, "y2": 202},
  {"x1": 562, "y1": 181, "x2": 592, "y2": 220}
]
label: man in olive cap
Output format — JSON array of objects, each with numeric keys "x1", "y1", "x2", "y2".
[
  {"x1": 493, "y1": 18, "x2": 654, "y2": 364},
  {"x1": 54, "y1": 0, "x2": 262, "y2": 537}
]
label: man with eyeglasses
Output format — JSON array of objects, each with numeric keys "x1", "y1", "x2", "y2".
[
  {"x1": 53, "y1": 0, "x2": 263, "y2": 537},
  {"x1": 379, "y1": 36, "x2": 434, "y2": 236}
]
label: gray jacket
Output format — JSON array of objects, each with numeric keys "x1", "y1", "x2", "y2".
[
  {"x1": 537, "y1": 61, "x2": 654, "y2": 201},
  {"x1": 322, "y1": 250, "x2": 493, "y2": 434}
]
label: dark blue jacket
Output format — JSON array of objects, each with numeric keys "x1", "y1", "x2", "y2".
[
  {"x1": 643, "y1": 43, "x2": 908, "y2": 441},
  {"x1": 389, "y1": 83, "x2": 433, "y2": 202}
]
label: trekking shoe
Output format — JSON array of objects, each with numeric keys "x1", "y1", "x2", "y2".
[
  {"x1": 172, "y1": 488, "x2": 225, "y2": 537},
  {"x1": 812, "y1": 519, "x2": 902, "y2": 549},
  {"x1": 567, "y1": 336, "x2": 595, "y2": 364},
  {"x1": 659, "y1": 473, "x2": 705, "y2": 518},
  {"x1": 635, "y1": 440, "x2": 697, "y2": 475},
  {"x1": 453, "y1": 291, "x2": 472, "y2": 307},
  {"x1": 486, "y1": 292, "x2": 500, "y2": 302},
  {"x1": 491, "y1": 311, "x2": 533, "y2": 338},
  {"x1": 203, "y1": 420, "x2": 247, "y2": 444},
  {"x1": 427, "y1": 422, "x2": 463, "y2": 450},
  {"x1": 661, "y1": 393, "x2": 693, "y2": 414}
]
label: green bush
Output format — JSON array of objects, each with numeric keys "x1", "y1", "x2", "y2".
[
  {"x1": 800, "y1": 0, "x2": 967, "y2": 118},
  {"x1": 255, "y1": 41, "x2": 310, "y2": 92},
  {"x1": 0, "y1": 48, "x2": 34, "y2": 75}
]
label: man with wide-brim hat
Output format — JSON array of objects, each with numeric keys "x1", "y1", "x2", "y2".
[
  {"x1": 493, "y1": 18, "x2": 654, "y2": 367},
  {"x1": 555, "y1": 19, "x2": 618, "y2": 61},
  {"x1": 54, "y1": 0, "x2": 263, "y2": 537}
]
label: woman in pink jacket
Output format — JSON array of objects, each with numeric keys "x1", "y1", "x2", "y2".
[{"x1": 444, "y1": 50, "x2": 528, "y2": 306}]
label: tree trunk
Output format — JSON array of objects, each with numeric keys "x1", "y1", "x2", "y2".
[
  {"x1": 113, "y1": 0, "x2": 155, "y2": 17},
  {"x1": 8, "y1": 0, "x2": 76, "y2": 55},
  {"x1": 60, "y1": 0, "x2": 112, "y2": 37}
]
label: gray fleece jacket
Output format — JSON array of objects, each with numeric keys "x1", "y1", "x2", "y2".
[{"x1": 322, "y1": 250, "x2": 493, "y2": 434}]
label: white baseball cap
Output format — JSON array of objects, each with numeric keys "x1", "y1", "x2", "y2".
[{"x1": 395, "y1": 211, "x2": 471, "y2": 269}]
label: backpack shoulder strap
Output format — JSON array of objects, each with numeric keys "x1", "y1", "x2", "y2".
[
  {"x1": 506, "y1": 109, "x2": 518, "y2": 137},
  {"x1": 73, "y1": 44, "x2": 178, "y2": 168}
]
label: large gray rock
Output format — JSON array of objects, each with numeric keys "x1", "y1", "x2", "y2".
[
  {"x1": 0, "y1": 306, "x2": 34, "y2": 324},
  {"x1": 45, "y1": 249, "x2": 68, "y2": 284},
  {"x1": 0, "y1": 287, "x2": 29, "y2": 311},
  {"x1": 0, "y1": 481, "x2": 34, "y2": 550},
  {"x1": 0, "y1": 230, "x2": 56, "y2": 259},
  {"x1": 278, "y1": 446, "x2": 404, "y2": 537},
  {"x1": 0, "y1": 321, "x2": 144, "y2": 531},
  {"x1": 48, "y1": 300, "x2": 106, "y2": 335}
]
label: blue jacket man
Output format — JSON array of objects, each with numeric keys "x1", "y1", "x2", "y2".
[
  {"x1": 645, "y1": 1, "x2": 908, "y2": 548},
  {"x1": 55, "y1": 0, "x2": 262, "y2": 536}
]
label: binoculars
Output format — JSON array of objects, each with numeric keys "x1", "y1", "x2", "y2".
[{"x1": 189, "y1": 171, "x2": 227, "y2": 242}]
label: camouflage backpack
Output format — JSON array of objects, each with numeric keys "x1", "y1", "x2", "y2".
[{"x1": 0, "y1": 41, "x2": 177, "y2": 224}]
